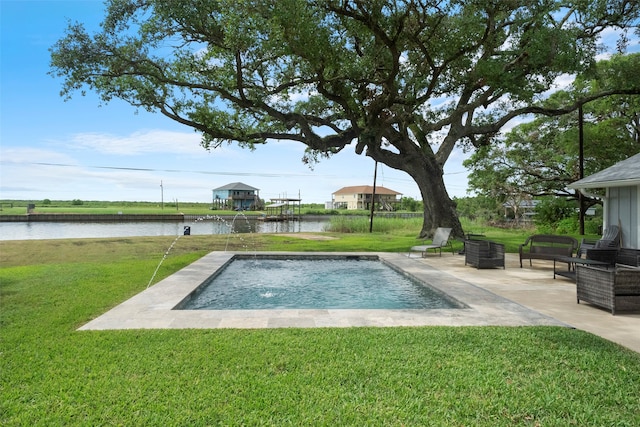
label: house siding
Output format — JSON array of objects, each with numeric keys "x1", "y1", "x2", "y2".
[
  {"x1": 332, "y1": 185, "x2": 401, "y2": 210},
  {"x1": 569, "y1": 153, "x2": 640, "y2": 250},
  {"x1": 607, "y1": 185, "x2": 639, "y2": 249},
  {"x1": 212, "y1": 182, "x2": 259, "y2": 210}
]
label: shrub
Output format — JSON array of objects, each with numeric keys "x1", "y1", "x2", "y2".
[
  {"x1": 534, "y1": 197, "x2": 577, "y2": 231},
  {"x1": 555, "y1": 217, "x2": 579, "y2": 234},
  {"x1": 399, "y1": 196, "x2": 422, "y2": 212},
  {"x1": 324, "y1": 216, "x2": 415, "y2": 233},
  {"x1": 584, "y1": 218, "x2": 602, "y2": 235},
  {"x1": 455, "y1": 196, "x2": 501, "y2": 222}
]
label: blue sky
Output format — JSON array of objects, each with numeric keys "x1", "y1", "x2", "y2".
[
  {"x1": 0, "y1": 2, "x2": 634, "y2": 204},
  {"x1": 0, "y1": 0, "x2": 472, "y2": 204}
]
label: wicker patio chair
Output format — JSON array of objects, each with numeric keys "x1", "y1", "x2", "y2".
[
  {"x1": 585, "y1": 247, "x2": 640, "y2": 267},
  {"x1": 616, "y1": 248, "x2": 640, "y2": 267},
  {"x1": 577, "y1": 225, "x2": 620, "y2": 257},
  {"x1": 576, "y1": 265, "x2": 640, "y2": 315},
  {"x1": 585, "y1": 248, "x2": 619, "y2": 266},
  {"x1": 464, "y1": 240, "x2": 505, "y2": 269}
]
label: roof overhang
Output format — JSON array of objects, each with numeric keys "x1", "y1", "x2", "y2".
[
  {"x1": 568, "y1": 153, "x2": 640, "y2": 190},
  {"x1": 569, "y1": 178, "x2": 640, "y2": 190}
]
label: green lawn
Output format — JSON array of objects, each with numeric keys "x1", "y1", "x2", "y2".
[
  {"x1": 1, "y1": 233, "x2": 637, "y2": 425},
  {"x1": 0, "y1": 199, "x2": 331, "y2": 216}
]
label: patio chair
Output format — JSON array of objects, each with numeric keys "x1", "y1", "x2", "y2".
[
  {"x1": 410, "y1": 227, "x2": 453, "y2": 257},
  {"x1": 576, "y1": 264, "x2": 640, "y2": 315},
  {"x1": 584, "y1": 248, "x2": 619, "y2": 266},
  {"x1": 464, "y1": 240, "x2": 505, "y2": 269},
  {"x1": 577, "y1": 225, "x2": 620, "y2": 257},
  {"x1": 616, "y1": 248, "x2": 640, "y2": 267}
]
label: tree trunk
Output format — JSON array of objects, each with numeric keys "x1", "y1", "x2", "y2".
[{"x1": 404, "y1": 156, "x2": 464, "y2": 239}]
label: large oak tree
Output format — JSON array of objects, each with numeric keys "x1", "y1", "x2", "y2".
[{"x1": 50, "y1": 0, "x2": 640, "y2": 237}]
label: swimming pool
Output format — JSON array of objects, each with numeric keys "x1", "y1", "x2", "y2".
[
  {"x1": 79, "y1": 251, "x2": 565, "y2": 330},
  {"x1": 176, "y1": 255, "x2": 461, "y2": 310}
]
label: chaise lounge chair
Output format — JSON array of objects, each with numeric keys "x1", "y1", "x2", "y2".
[{"x1": 410, "y1": 227, "x2": 453, "y2": 257}]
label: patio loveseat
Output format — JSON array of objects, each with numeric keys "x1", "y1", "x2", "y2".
[{"x1": 518, "y1": 234, "x2": 578, "y2": 268}]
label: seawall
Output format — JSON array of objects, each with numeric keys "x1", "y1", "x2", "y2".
[{"x1": 0, "y1": 214, "x2": 185, "y2": 222}]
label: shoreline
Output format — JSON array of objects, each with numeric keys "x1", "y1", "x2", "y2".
[
  {"x1": 0, "y1": 213, "x2": 337, "y2": 223},
  {"x1": 0, "y1": 213, "x2": 186, "y2": 222}
]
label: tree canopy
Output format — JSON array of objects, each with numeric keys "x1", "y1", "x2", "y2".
[
  {"x1": 465, "y1": 53, "x2": 640, "y2": 213},
  {"x1": 50, "y1": 0, "x2": 640, "y2": 237}
]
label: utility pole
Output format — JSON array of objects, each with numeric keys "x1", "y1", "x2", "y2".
[
  {"x1": 160, "y1": 180, "x2": 164, "y2": 210},
  {"x1": 369, "y1": 161, "x2": 378, "y2": 233},
  {"x1": 578, "y1": 105, "x2": 584, "y2": 235}
]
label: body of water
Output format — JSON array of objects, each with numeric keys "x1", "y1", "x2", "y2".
[{"x1": 0, "y1": 218, "x2": 330, "y2": 241}]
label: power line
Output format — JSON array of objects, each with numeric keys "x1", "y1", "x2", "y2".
[{"x1": 1, "y1": 160, "x2": 330, "y2": 178}]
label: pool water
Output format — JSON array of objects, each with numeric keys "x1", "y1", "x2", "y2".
[{"x1": 178, "y1": 256, "x2": 460, "y2": 310}]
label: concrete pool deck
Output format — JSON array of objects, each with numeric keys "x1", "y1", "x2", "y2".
[
  {"x1": 427, "y1": 252, "x2": 640, "y2": 353},
  {"x1": 79, "y1": 251, "x2": 640, "y2": 353}
]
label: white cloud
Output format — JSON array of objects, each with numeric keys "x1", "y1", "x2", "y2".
[
  {"x1": 1, "y1": 147, "x2": 73, "y2": 164},
  {"x1": 551, "y1": 73, "x2": 575, "y2": 91},
  {"x1": 66, "y1": 129, "x2": 208, "y2": 155}
]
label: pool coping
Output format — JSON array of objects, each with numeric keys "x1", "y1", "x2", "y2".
[{"x1": 79, "y1": 252, "x2": 569, "y2": 330}]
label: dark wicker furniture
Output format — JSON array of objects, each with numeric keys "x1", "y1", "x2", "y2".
[
  {"x1": 576, "y1": 265, "x2": 640, "y2": 315},
  {"x1": 464, "y1": 240, "x2": 505, "y2": 269},
  {"x1": 583, "y1": 247, "x2": 640, "y2": 267},
  {"x1": 518, "y1": 235, "x2": 579, "y2": 268},
  {"x1": 617, "y1": 248, "x2": 640, "y2": 267},
  {"x1": 584, "y1": 248, "x2": 619, "y2": 266},
  {"x1": 577, "y1": 225, "x2": 620, "y2": 258},
  {"x1": 553, "y1": 257, "x2": 610, "y2": 281}
]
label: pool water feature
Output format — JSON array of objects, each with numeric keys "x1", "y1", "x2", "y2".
[
  {"x1": 146, "y1": 212, "x2": 253, "y2": 288},
  {"x1": 177, "y1": 255, "x2": 461, "y2": 310}
]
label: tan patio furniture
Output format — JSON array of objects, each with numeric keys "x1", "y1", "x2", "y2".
[{"x1": 410, "y1": 227, "x2": 453, "y2": 257}]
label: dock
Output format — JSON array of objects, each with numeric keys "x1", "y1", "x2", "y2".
[{"x1": 258, "y1": 197, "x2": 302, "y2": 222}]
